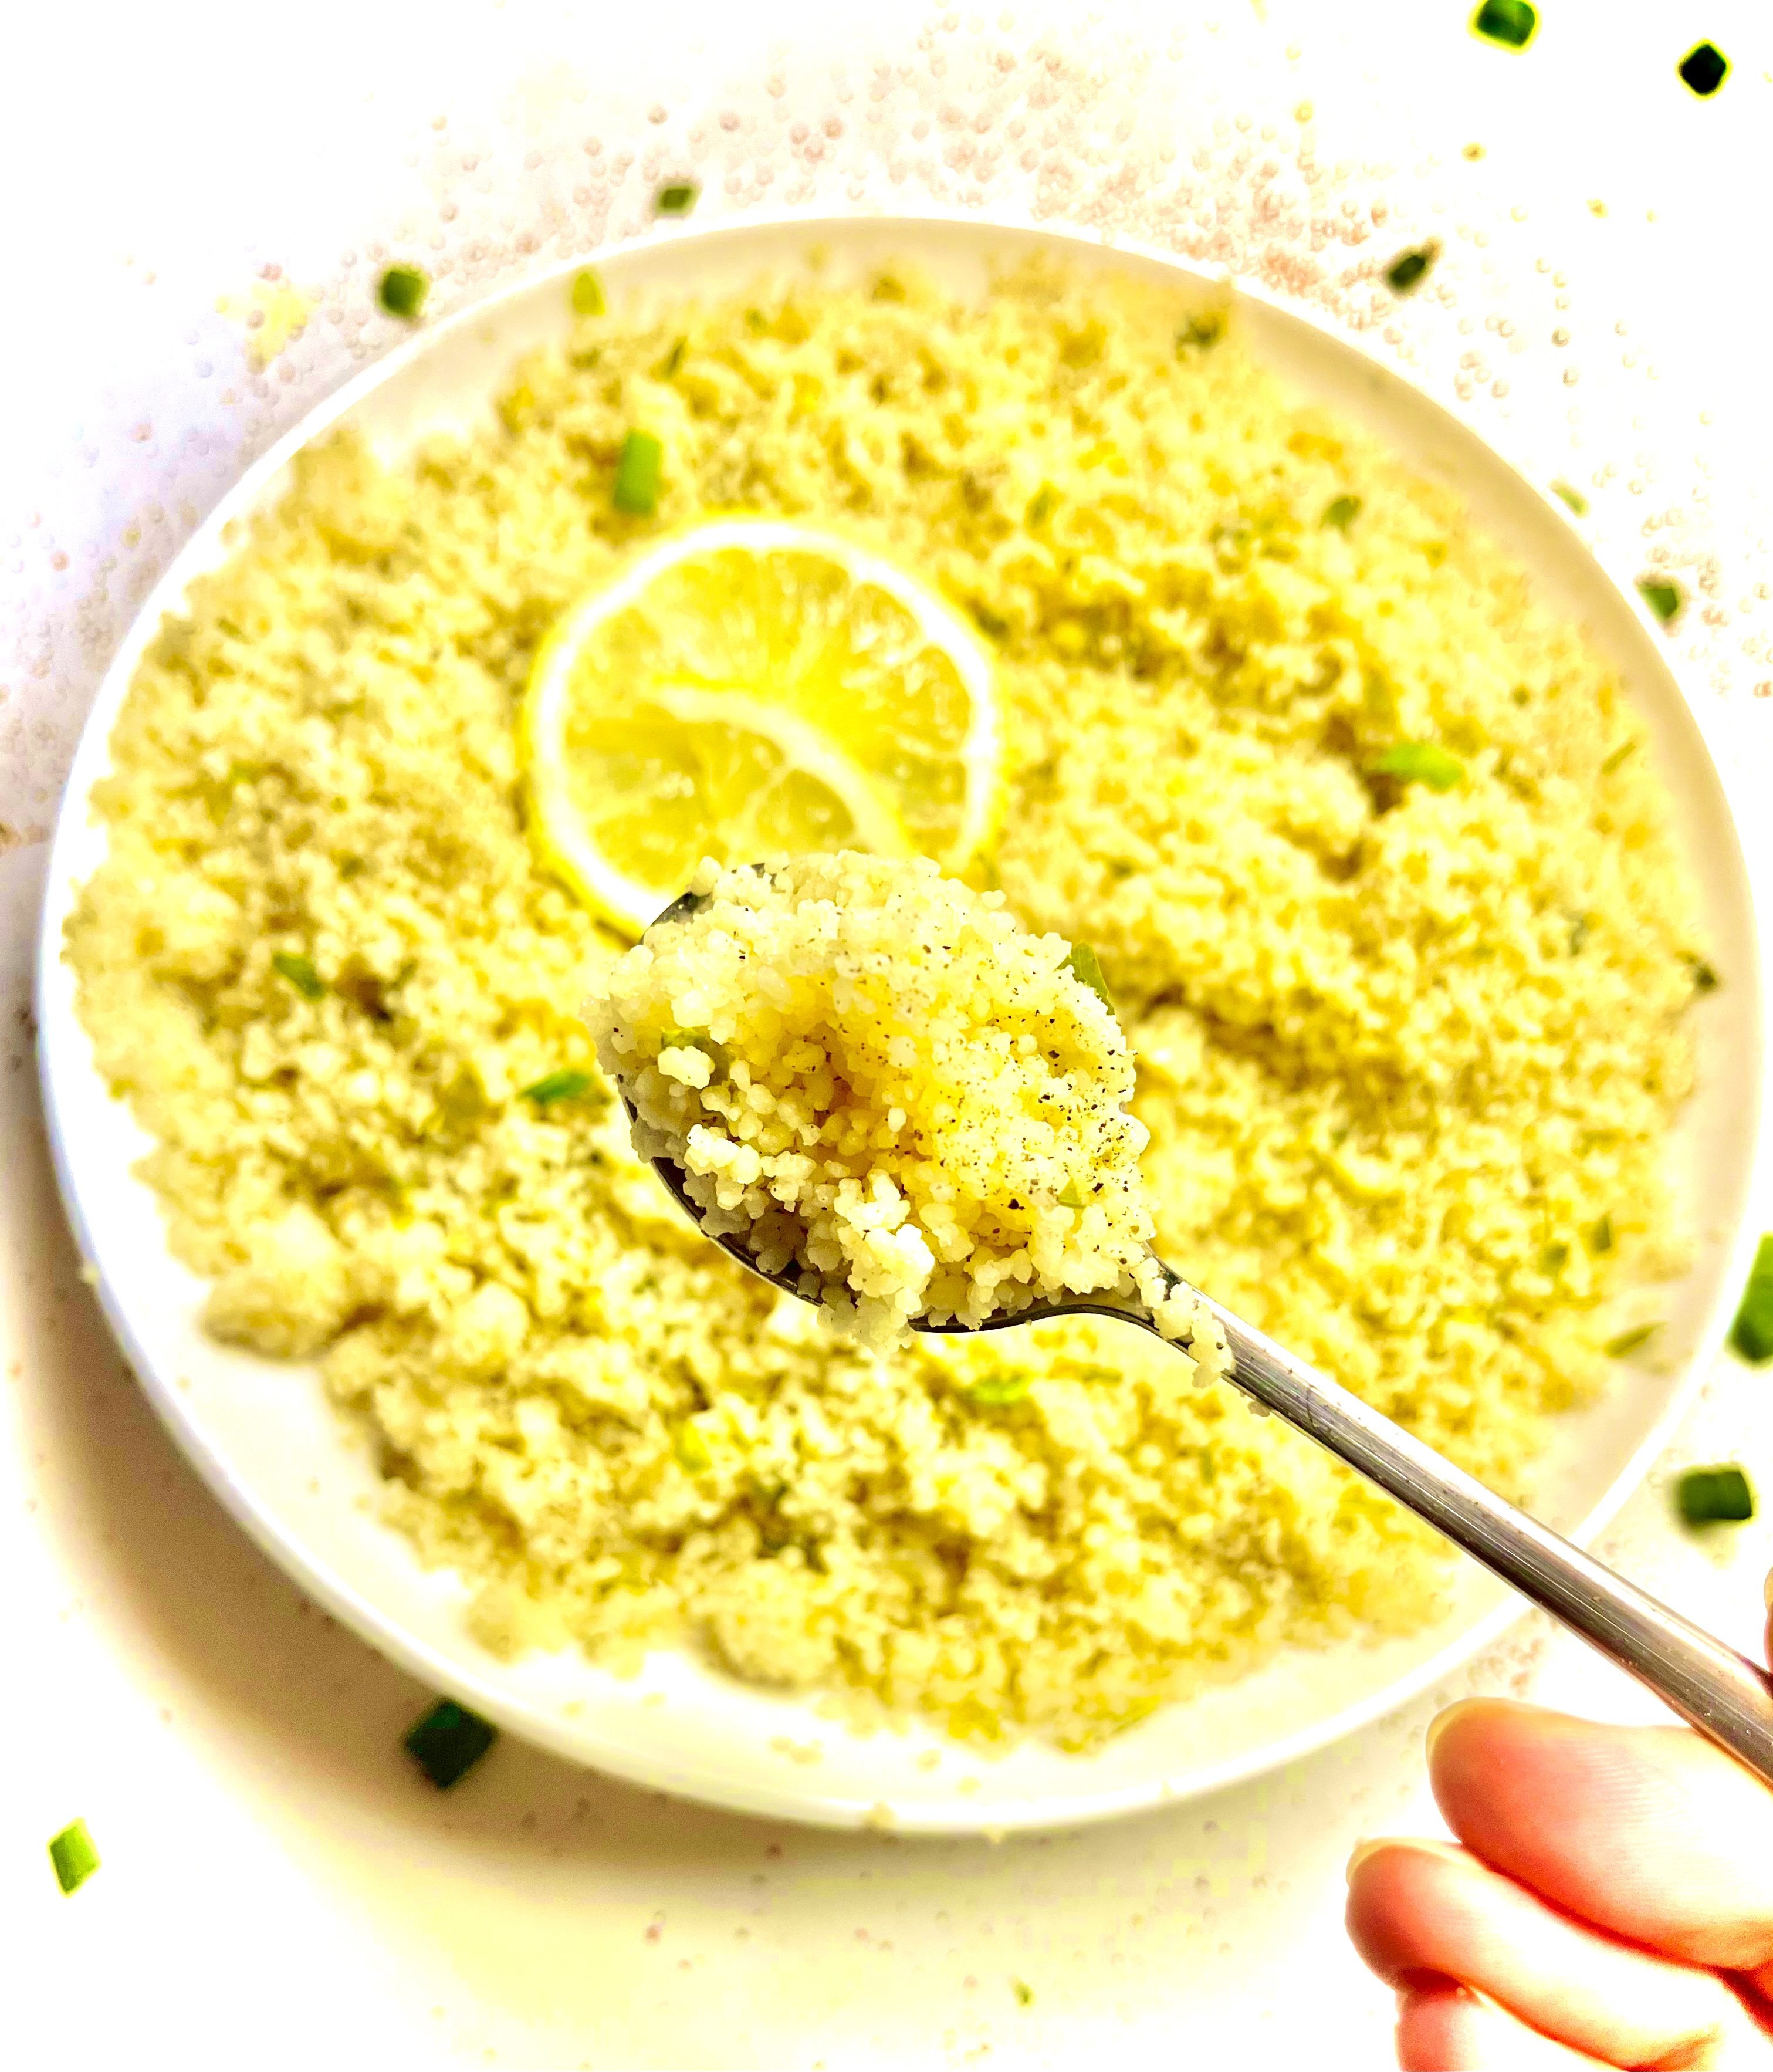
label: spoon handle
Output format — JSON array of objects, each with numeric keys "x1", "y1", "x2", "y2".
[{"x1": 1181, "y1": 1279, "x2": 1773, "y2": 1786}]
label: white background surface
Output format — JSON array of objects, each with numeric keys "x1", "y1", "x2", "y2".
[{"x1": 6, "y1": 2, "x2": 1773, "y2": 2064}]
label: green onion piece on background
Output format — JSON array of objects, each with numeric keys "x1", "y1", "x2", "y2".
[
  {"x1": 1057, "y1": 1180, "x2": 1085, "y2": 1210},
  {"x1": 1012, "y1": 1979, "x2": 1036, "y2": 2007},
  {"x1": 659, "y1": 1028, "x2": 710, "y2": 1056},
  {"x1": 1385, "y1": 244, "x2": 1439, "y2": 295},
  {"x1": 1638, "y1": 579, "x2": 1682, "y2": 624},
  {"x1": 1066, "y1": 942, "x2": 1114, "y2": 1010},
  {"x1": 613, "y1": 430, "x2": 664, "y2": 516},
  {"x1": 1731, "y1": 1235, "x2": 1773, "y2": 1362},
  {"x1": 48, "y1": 1820, "x2": 100, "y2": 1895},
  {"x1": 655, "y1": 182, "x2": 699, "y2": 216},
  {"x1": 1366, "y1": 742, "x2": 1465, "y2": 792},
  {"x1": 378, "y1": 265, "x2": 429, "y2": 320},
  {"x1": 1677, "y1": 1464, "x2": 1754, "y2": 1526},
  {"x1": 519, "y1": 1068, "x2": 594, "y2": 1107},
  {"x1": 1603, "y1": 1323, "x2": 1661, "y2": 1359},
  {"x1": 672, "y1": 1421, "x2": 713, "y2": 1473},
  {"x1": 970, "y1": 1369, "x2": 1033, "y2": 1407},
  {"x1": 1471, "y1": 0, "x2": 1538, "y2": 50},
  {"x1": 1321, "y1": 495, "x2": 1362, "y2": 530},
  {"x1": 273, "y1": 952, "x2": 325, "y2": 1000},
  {"x1": 1552, "y1": 481, "x2": 1589, "y2": 515},
  {"x1": 571, "y1": 269, "x2": 606, "y2": 316},
  {"x1": 1686, "y1": 955, "x2": 1721, "y2": 995},
  {"x1": 1583, "y1": 1214, "x2": 1613, "y2": 1256},
  {"x1": 404, "y1": 1699, "x2": 497, "y2": 1789},
  {"x1": 1678, "y1": 42, "x2": 1730, "y2": 98},
  {"x1": 1175, "y1": 312, "x2": 1226, "y2": 353}
]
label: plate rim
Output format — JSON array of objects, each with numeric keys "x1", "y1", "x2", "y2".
[{"x1": 34, "y1": 204, "x2": 1770, "y2": 1833}]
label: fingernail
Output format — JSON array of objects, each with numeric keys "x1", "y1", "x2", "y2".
[
  {"x1": 1423, "y1": 1698, "x2": 1477, "y2": 1761},
  {"x1": 1346, "y1": 1836, "x2": 1467, "y2": 1885},
  {"x1": 1761, "y1": 1568, "x2": 1773, "y2": 1613}
]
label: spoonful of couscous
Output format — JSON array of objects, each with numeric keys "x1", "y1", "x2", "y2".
[{"x1": 587, "y1": 850, "x2": 1773, "y2": 1791}]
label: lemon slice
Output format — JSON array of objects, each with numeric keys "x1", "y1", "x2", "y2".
[{"x1": 521, "y1": 518, "x2": 1002, "y2": 934}]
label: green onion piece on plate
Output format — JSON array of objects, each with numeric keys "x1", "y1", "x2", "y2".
[
  {"x1": 1057, "y1": 1179, "x2": 1085, "y2": 1210},
  {"x1": 614, "y1": 430, "x2": 664, "y2": 516},
  {"x1": 1730, "y1": 1235, "x2": 1773, "y2": 1362},
  {"x1": 519, "y1": 1068, "x2": 595, "y2": 1107},
  {"x1": 1366, "y1": 742, "x2": 1465, "y2": 792},
  {"x1": 655, "y1": 182, "x2": 699, "y2": 216},
  {"x1": 1384, "y1": 244, "x2": 1439, "y2": 295},
  {"x1": 1552, "y1": 481, "x2": 1589, "y2": 515},
  {"x1": 672, "y1": 1421, "x2": 713, "y2": 1473},
  {"x1": 1677, "y1": 1465, "x2": 1754, "y2": 1526},
  {"x1": 1583, "y1": 1214, "x2": 1613, "y2": 1257},
  {"x1": 970, "y1": 1369, "x2": 1033, "y2": 1407},
  {"x1": 1638, "y1": 579, "x2": 1682, "y2": 624},
  {"x1": 1685, "y1": 954, "x2": 1721, "y2": 995},
  {"x1": 272, "y1": 952, "x2": 325, "y2": 1000},
  {"x1": 1066, "y1": 942, "x2": 1114, "y2": 1010},
  {"x1": 1470, "y1": 0, "x2": 1537, "y2": 50},
  {"x1": 1321, "y1": 495, "x2": 1362, "y2": 530},
  {"x1": 1603, "y1": 1322, "x2": 1660, "y2": 1359},
  {"x1": 378, "y1": 265, "x2": 429, "y2": 320},
  {"x1": 1678, "y1": 42, "x2": 1730, "y2": 98},
  {"x1": 48, "y1": 1819, "x2": 100, "y2": 1895},
  {"x1": 404, "y1": 1699, "x2": 497, "y2": 1789},
  {"x1": 571, "y1": 269, "x2": 606, "y2": 317},
  {"x1": 1012, "y1": 1979, "x2": 1036, "y2": 2007}
]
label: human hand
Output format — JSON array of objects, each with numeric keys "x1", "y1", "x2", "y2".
[{"x1": 1345, "y1": 1681, "x2": 1773, "y2": 2067}]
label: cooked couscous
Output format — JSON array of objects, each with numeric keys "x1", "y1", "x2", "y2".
[
  {"x1": 591, "y1": 850, "x2": 1223, "y2": 1351},
  {"x1": 65, "y1": 259, "x2": 1707, "y2": 1746}
]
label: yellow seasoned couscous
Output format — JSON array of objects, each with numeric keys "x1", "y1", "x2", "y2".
[
  {"x1": 590, "y1": 850, "x2": 1224, "y2": 1350},
  {"x1": 65, "y1": 261, "x2": 1707, "y2": 1746}
]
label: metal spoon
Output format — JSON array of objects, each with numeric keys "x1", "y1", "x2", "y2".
[{"x1": 618, "y1": 887, "x2": 1773, "y2": 1786}]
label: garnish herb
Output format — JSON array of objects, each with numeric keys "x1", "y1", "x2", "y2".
[
  {"x1": 672, "y1": 1421, "x2": 713, "y2": 1473},
  {"x1": 519, "y1": 1068, "x2": 595, "y2": 1107},
  {"x1": 48, "y1": 1820, "x2": 100, "y2": 1895},
  {"x1": 1366, "y1": 742, "x2": 1465, "y2": 792},
  {"x1": 1677, "y1": 1464, "x2": 1754, "y2": 1526},
  {"x1": 404, "y1": 1698, "x2": 497, "y2": 1789},
  {"x1": 1470, "y1": 0, "x2": 1538, "y2": 50},
  {"x1": 378, "y1": 265, "x2": 429, "y2": 320},
  {"x1": 1730, "y1": 1235, "x2": 1773, "y2": 1362},
  {"x1": 1384, "y1": 243, "x2": 1440, "y2": 295},
  {"x1": 1678, "y1": 42, "x2": 1730, "y2": 98},
  {"x1": 1583, "y1": 1214, "x2": 1614, "y2": 1257},
  {"x1": 1684, "y1": 954, "x2": 1720, "y2": 996},
  {"x1": 1027, "y1": 484, "x2": 1058, "y2": 528},
  {"x1": 1552, "y1": 481, "x2": 1589, "y2": 516},
  {"x1": 1176, "y1": 311, "x2": 1226, "y2": 353},
  {"x1": 658, "y1": 336, "x2": 687, "y2": 380},
  {"x1": 1065, "y1": 941, "x2": 1114, "y2": 1010},
  {"x1": 614, "y1": 430, "x2": 664, "y2": 516},
  {"x1": 970, "y1": 1369, "x2": 1033, "y2": 1407},
  {"x1": 571, "y1": 269, "x2": 607, "y2": 317},
  {"x1": 1057, "y1": 1179, "x2": 1085, "y2": 1210},
  {"x1": 660, "y1": 1027, "x2": 710, "y2": 1055},
  {"x1": 1638, "y1": 579, "x2": 1682, "y2": 624},
  {"x1": 273, "y1": 952, "x2": 325, "y2": 1000},
  {"x1": 1567, "y1": 912, "x2": 1592, "y2": 955},
  {"x1": 655, "y1": 182, "x2": 699, "y2": 216},
  {"x1": 1321, "y1": 495, "x2": 1362, "y2": 530},
  {"x1": 1599, "y1": 739, "x2": 1636, "y2": 776},
  {"x1": 1012, "y1": 1979, "x2": 1036, "y2": 2007},
  {"x1": 1603, "y1": 1322, "x2": 1661, "y2": 1359}
]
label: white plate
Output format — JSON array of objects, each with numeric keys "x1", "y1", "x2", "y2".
[{"x1": 35, "y1": 212, "x2": 1768, "y2": 1833}]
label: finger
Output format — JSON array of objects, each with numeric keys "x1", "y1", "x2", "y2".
[
  {"x1": 1347, "y1": 1837, "x2": 1757, "y2": 2067},
  {"x1": 1429, "y1": 1699, "x2": 1773, "y2": 1973},
  {"x1": 1395, "y1": 1978, "x2": 1616, "y2": 2071}
]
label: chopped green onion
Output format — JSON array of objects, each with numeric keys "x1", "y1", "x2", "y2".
[
  {"x1": 1366, "y1": 742, "x2": 1465, "y2": 792},
  {"x1": 1057, "y1": 1179, "x2": 1085, "y2": 1210},
  {"x1": 571, "y1": 268, "x2": 606, "y2": 317},
  {"x1": 969, "y1": 1369, "x2": 1033, "y2": 1407},
  {"x1": 378, "y1": 265, "x2": 429, "y2": 320},
  {"x1": 659, "y1": 1027, "x2": 710, "y2": 1055},
  {"x1": 1321, "y1": 495, "x2": 1362, "y2": 531},
  {"x1": 1552, "y1": 481, "x2": 1589, "y2": 516},
  {"x1": 655, "y1": 182, "x2": 699, "y2": 217},
  {"x1": 48, "y1": 1819, "x2": 100, "y2": 1895},
  {"x1": 1730, "y1": 1235, "x2": 1773, "y2": 1363},
  {"x1": 1065, "y1": 942, "x2": 1114, "y2": 1010},
  {"x1": 1678, "y1": 42, "x2": 1730, "y2": 98},
  {"x1": 1470, "y1": 0, "x2": 1537, "y2": 50},
  {"x1": 1684, "y1": 954, "x2": 1721, "y2": 996},
  {"x1": 1603, "y1": 1322, "x2": 1661, "y2": 1359},
  {"x1": 273, "y1": 952, "x2": 325, "y2": 1000},
  {"x1": 1567, "y1": 912, "x2": 1592, "y2": 955},
  {"x1": 1599, "y1": 739, "x2": 1636, "y2": 776},
  {"x1": 657, "y1": 336, "x2": 687, "y2": 380},
  {"x1": 1539, "y1": 1241, "x2": 1569, "y2": 1276},
  {"x1": 1175, "y1": 311, "x2": 1226, "y2": 354},
  {"x1": 1638, "y1": 579, "x2": 1682, "y2": 624},
  {"x1": 404, "y1": 1698, "x2": 497, "y2": 1789},
  {"x1": 1027, "y1": 483, "x2": 1058, "y2": 528},
  {"x1": 519, "y1": 1068, "x2": 595, "y2": 1107},
  {"x1": 1011, "y1": 1979, "x2": 1036, "y2": 2007},
  {"x1": 1677, "y1": 1464, "x2": 1754, "y2": 1526},
  {"x1": 1384, "y1": 243, "x2": 1440, "y2": 295},
  {"x1": 671, "y1": 1420, "x2": 713, "y2": 1473},
  {"x1": 613, "y1": 430, "x2": 664, "y2": 516},
  {"x1": 1583, "y1": 1214, "x2": 1614, "y2": 1257}
]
